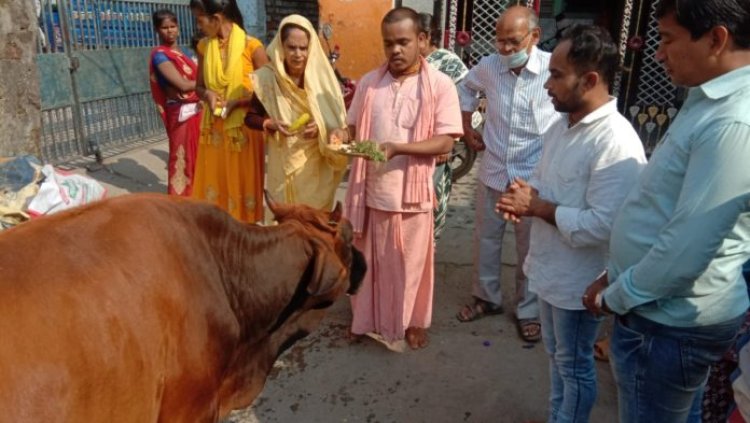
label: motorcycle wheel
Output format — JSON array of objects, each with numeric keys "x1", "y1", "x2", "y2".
[{"x1": 450, "y1": 138, "x2": 477, "y2": 182}]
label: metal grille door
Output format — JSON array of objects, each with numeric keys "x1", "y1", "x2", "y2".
[
  {"x1": 625, "y1": 0, "x2": 681, "y2": 154},
  {"x1": 468, "y1": 0, "x2": 534, "y2": 65},
  {"x1": 634, "y1": 0, "x2": 675, "y2": 107},
  {"x1": 36, "y1": 0, "x2": 196, "y2": 163}
]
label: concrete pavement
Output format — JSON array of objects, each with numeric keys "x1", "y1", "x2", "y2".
[{"x1": 71, "y1": 139, "x2": 618, "y2": 423}]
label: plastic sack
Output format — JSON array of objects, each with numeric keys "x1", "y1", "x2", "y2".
[{"x1": 27, "y1": 165, "x2": 107, "y2": 216}]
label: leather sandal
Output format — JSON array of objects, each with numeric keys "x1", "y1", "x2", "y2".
[{"x1": 456, "y1": 298, "x2": 504, "y2": 322}]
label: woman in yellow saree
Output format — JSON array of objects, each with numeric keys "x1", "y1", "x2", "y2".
[
  {"x1": 245, "y1": 14, "x2": 348, "y2": 211},
  {"x1": 189, "y1": 0, "x2": 268, "y2": 223}
]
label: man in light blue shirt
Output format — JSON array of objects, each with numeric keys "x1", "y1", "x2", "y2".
[
  {"x1": 583, "y1": 0, "x2": 750, "y2": 421},
  {"x1": 454, "y1": 5, "x2": 559, "y2": 343}
]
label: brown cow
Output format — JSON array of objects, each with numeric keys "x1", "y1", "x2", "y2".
[{"x1": 0, "y1": 193, "x2": 365, "y2": 422}]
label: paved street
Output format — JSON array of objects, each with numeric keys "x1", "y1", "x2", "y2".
[{"x1": 76, "y1": 140, "x2": 618, "y2": 423}]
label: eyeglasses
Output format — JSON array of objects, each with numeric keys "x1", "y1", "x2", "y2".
[{"x1": 495, "y1": 31, "x2": 532, "y2": 49}]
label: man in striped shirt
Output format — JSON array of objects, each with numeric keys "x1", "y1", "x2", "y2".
[{"x1": 455, "y1": 5, "x2": 560, "y2": 343}]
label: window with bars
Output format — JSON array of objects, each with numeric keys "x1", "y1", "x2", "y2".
[{"x1": 467, "y1": 0, "x2": 535, "y2": 65}]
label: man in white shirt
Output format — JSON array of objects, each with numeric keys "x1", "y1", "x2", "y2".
[
  {"x1": 496, "y1": 25, "x2": 646, "y2": 422},
  {"x1": 455, "y1": 5, "x2": 559, "y2": 343}
]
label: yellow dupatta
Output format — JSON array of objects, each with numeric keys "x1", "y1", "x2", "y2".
[
  {"x1": 251, "y1": 15, "x2": 347, "y2": 176},
  {"x1": 201, "y1": 23, "x2": 247, "y2": 148}
]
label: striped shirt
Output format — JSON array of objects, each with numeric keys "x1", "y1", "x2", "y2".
[{"x1": 458, "y1": 46, "x2": 560, "y2": 191}]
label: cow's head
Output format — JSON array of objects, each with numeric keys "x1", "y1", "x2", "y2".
[
  {"x1": 265, "y1": 191, "x2": 365, "y2": 298},
  {"x1": 262, "y1": 192, "x2": 366, "y2": 355}
]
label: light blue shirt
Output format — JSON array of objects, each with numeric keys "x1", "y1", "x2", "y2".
[
  {"x1": 604, "y1": 65, "x2": 750, "y2": 327},
  {"x1": 457, "y1": 47, "x2": 560, "y2": 191}
]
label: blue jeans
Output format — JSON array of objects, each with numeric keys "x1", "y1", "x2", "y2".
[
  {"x1": 610, "y1": 312, "x2": 744, "y2": 423},
  {"x1": 540, "y1": 300, "x2": 603, "y2": 423}
]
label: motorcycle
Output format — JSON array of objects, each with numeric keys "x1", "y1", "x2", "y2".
[
  {"x1": 450, "y1": 109, "x2": 482, "y2": 182},
  {"x1": 321, "y1": 24, "x2": 356, "y2": 109}
]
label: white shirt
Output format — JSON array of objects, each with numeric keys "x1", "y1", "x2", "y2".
[
  {"x1": 524, "y1": 99, "x2": 647, "y2": 310},
  {"x1": 458, "y1": 47, "x2": 560, "y2": 191}
]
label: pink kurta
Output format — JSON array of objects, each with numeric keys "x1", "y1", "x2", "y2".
[{"x1": 346, "y1": 66, "x2": 462, "y2": 343}]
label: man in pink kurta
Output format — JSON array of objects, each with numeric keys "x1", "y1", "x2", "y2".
[{"x1": 334, "y1": 7, "x2": 463, "y2": 351}]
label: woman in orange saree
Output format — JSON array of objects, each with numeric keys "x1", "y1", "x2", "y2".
[{"x1": 189, "y1": 0, "x2": 268, "y2": 223}]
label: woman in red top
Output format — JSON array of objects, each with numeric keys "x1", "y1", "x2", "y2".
[{"x1": 149, "y1": 9, "x2": 202, "y2": 196}]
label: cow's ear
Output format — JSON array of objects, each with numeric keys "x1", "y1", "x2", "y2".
[
  {"x1": 306, "y1": 239, "x2": 346, "y2": 297},
  {"x1": 329, "y1": 202, "x2": 343, "y2": 223}
]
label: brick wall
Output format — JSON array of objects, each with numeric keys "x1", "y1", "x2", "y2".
[{"x1": 265, "y1": 0, "x2": 319, "y2": 36}]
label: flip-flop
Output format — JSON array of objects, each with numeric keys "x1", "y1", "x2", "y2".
[
  {"x1": 456, "y1": 299, "x2": 504, "y2": 322},
  {"x1": 517, "y1": 319, "x2": 542, "y2": 343}
]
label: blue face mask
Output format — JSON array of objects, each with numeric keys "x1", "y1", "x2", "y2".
[{"x1": 501, "y1": 49, "x2": 529, "y2": 69}]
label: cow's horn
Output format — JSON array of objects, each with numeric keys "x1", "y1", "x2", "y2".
[
  {"x1": 264, "y1": 190, "x2": 279, "y2": 214},
  {"x1": 330, "y1": 201, "x2": 343, "y2": 223}
]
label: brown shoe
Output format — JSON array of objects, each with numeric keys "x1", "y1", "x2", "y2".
[
  {"x1": 456, "y1": 298, "x2": 504, "y2": 322},
  {"x1": 517, "y1": 318, "x2": 541, "y2": 343}
]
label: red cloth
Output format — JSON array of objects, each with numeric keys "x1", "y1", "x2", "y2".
[
  {"x1": 149, "y1": 46, "x2": 201, "y2": 196},
  {"x1": 163, "y1": 104, "x2": 201, "y2": 196},
  {"x1": 148, "y1": 46, "x2": 199, "y2": 123},
  {"x1": 729, "y1": 408, "x2": 747, "y2": 423}
]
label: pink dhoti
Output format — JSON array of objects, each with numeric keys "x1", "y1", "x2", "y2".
[{"x1": 350, "y1": 208, "x2": 434, "y2": 342}]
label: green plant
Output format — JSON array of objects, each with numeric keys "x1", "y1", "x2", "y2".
[{"x1": 351, "y1": 140, "x2": 386, "y2": 162}]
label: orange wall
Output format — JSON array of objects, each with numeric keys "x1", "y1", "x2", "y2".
[{"x1": 318, "y1": 0, "x2": 394, "y2": 80}]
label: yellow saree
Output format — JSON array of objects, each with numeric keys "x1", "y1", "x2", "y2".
[{"x1": 252, "y1": 15, "x2": 348, "y2": 211}]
